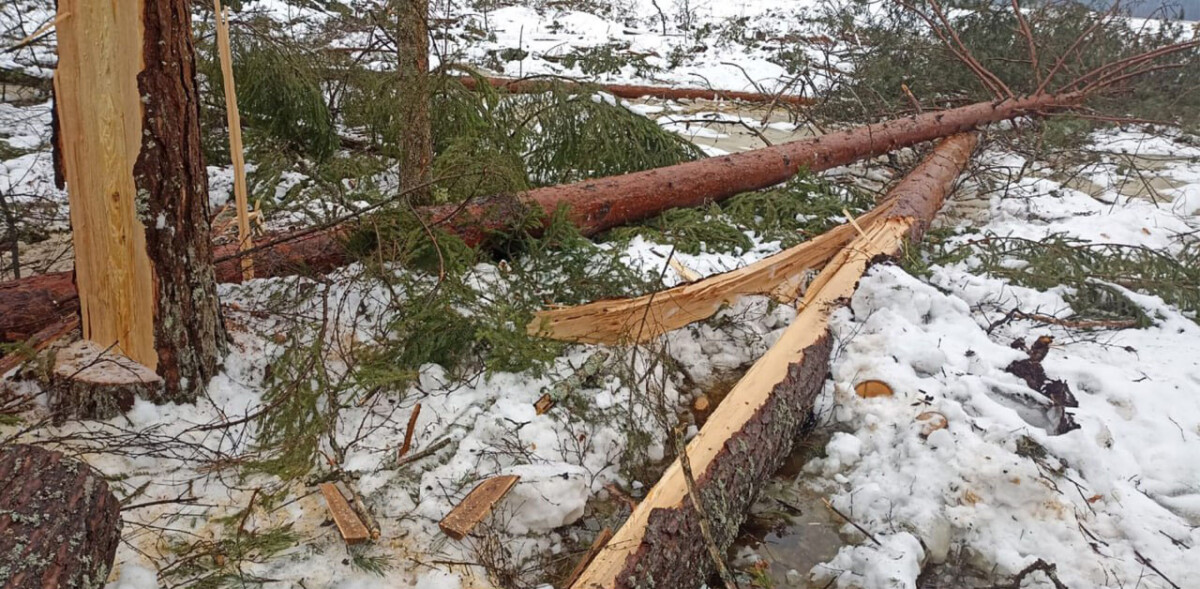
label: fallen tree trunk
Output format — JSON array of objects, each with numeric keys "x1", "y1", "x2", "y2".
[
  {"x1": 427, "y1": 92, "x2": 1073, "y2": 245},
  {"x1": 0, "y1": 444, "x2": 122, "y2": 589},
  {"x1": 456, "y1": 75, "x2": 814, "y2": 105},
  {"x1": 568, "y1": 133, "x2": 978, "y2": 589},
  {"x1": 0, "y1": 93, "x2": 1075, "y2": 344},
  {"x1": 0, "y1": 229, "x2": 348, "y2": 346}
]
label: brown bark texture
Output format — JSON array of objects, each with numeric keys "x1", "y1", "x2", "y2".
[
  {"x1": 426, "y1": 92, "x2": 1075, "y2": 245},
  {"x1": 1, "y1": 94, "x2": 1070, "y2": 346},
  {"x1": 456, "y1": 75, "x2": 814, "y2": 105},
  {"x1": 134, "y1": 0, "x2": 228, "y2": 403},
  {"x1": 398, "y1": 0, "x2": 434, "y2": 203},
  {"x1": 0, "y1": 444, "x2": 121, "y2": 589}
]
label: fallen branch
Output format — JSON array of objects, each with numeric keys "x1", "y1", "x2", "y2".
[
  {"x1": 456, "y1": 75, "x2": 814, "y2": 106},
  {"x1": 568, "y1": 133, "x2": 978, "y2": 589}
]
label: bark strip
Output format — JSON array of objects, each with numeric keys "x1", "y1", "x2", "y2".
[{"x1": 569, "y1": 134, "x2": 978, "y2": 589}]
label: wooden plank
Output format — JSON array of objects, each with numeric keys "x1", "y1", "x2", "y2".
[
  {"x1": 54, "y1": 0, "x2": 158, "y2": 369},
  {"x1": 568, "y1": 133, "x2": 979, "y2": 589},
  {"x1": 438, "y1": 475, "x2": 520, "y2": 540},
  {"x1": 319, "y1": 482, "x2": 371, "y2": 545},
  {"x1": 213, "y1": 0, "x2": 254, "y2": 281}
]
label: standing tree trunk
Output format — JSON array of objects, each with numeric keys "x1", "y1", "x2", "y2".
[
  {"x1": 53, "y1": 0, "x2": 225, "y2": 407},
  {"x1": 396, "y1": 0, "x2": 433, "y2": 203}
]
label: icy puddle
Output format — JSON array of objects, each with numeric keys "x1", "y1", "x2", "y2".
[{"x1": 728, "y1": 428, "x2": 847, "y2": 588}]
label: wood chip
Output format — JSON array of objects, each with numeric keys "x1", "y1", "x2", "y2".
[
  {"x1": 535, "y1": 393, "x2": 555, "y2": 415},
  {"x1": 692, "y1": 395, "x2": 710, "y2": 412},
  {"x1": 319, "y1": 482, "x2": 371, "y2": 545},
  {"x1": 438, "y1": 475, "x2": 520, "y2": 540},
  {"x1": 854, "y1": 379, "x2": 893, "y2": 398},
  {"x1": 915, "y1": 411, "x2": 948, "y2": 437}
]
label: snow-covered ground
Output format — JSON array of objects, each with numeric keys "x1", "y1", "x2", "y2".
[{"x1": 3, "y1": 2, "x2": 1200, "y2": 589}]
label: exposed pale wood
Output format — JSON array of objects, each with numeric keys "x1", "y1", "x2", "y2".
[
  {"x1": 438, "y1": 474, "x2": 520, "y2": 540},
  {"x1": 214, "y1": 0, "x2": 254, "y2": 281},
  {"x1": 534, "y1": 393, "x2": 554, "y2": 415},
  {"x1": 854, "y1": 379, "x2": 894, "y2": 398},
  {"x1": 54, "y1": 0, "x2": 157, "y2": 369},
  {"x1": 568, "y1": 133, "x2": 978, "y2": 589},
  {"x1": 319, "y1": 482, "x2": 371, "y2": 545},
  {"x1": 668, "y1": 257, "x2": 702, "y2": 283},
  {"x1": 527, "y1": 195, "x2": 900, "y2": 344},
  {"x1": 570, "y1": 220, "x2": 911, "y2": 589},
  {"x1": 50, "y1": 339, "x2": 162, "y2": 420}
]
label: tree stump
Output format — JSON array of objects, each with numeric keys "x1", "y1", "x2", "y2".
[
  {"x1": 0, "y1": 444, "x2": 121, "y2": 589},
  {"x1": 50, "y1": 340, "x2": 162, "y2": 421}
]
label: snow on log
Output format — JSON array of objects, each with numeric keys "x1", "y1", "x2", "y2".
[
  {"x1": 456, "y1": 76, "x2": 814, "y2": 105},
  {"x1": 568, "y1": 133, "x2": 978, "y2": 589},
  {"x1": 0, "y1": 91, "x2": 1069, "y2": 345},
  {"x1": 0, "y1": 444, "x2": 121, "y2": 589}
]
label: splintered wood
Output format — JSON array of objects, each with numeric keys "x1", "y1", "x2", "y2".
[
  {"x1": 568, "y1": 133, "x2": 979, "y2": 589},
  {"x1": 319, "y1": 483, "x2": 371, "y2": 545},
  {"x1": 54, "y1": 0, "x2": 157, "y2": 369},
  {"x1": 528, "y1": 193, "x2": 903, "y2": 345},
  {"x1": 214, "y1": 0, "x2": 255, "y2": 281},
  {"x1": 439, "y1": 475, "x2": 520, "y2": 540}
]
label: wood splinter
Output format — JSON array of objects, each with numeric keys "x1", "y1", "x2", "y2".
[
  {"x1": 319, "y1": 482, "x2": 371, "y2": 545},
  {"x1": 438, "y1": 474, "x2": 520, "y2": 540}
]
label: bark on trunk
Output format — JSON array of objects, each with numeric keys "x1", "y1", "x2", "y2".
[
  {"x1": 426, "y1": 92, "x2": 1077, "y2": 245},
  {"x1": 135, "y1": 0, "x2": 227, "y2": 402},
  {"x1": 456, "y1": 76, "x2": 814, "y2": 105},
  {"x1": 51, "y1": 0, "x2": 226, "y2": 403},
  {"x1": 397, "y1": 0, "x2": 433, "y2": 203},
  {"x1": 0, "y1": 444, "x2": 122, "y2": 589},
  {"x1": 568, "y1": 134, "x2": 978, "y2": 589}
]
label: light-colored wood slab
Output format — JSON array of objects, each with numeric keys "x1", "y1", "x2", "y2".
[
  {"x1": 213, "y1": 0, "x2": 254, "y2": 280},
  {"x1": 527, "y1": 194, "x2": 900, "y2": 345},
  {"x1": 319, "y1": 482, "x2": 371, "y2": 545},
  {"x1": 54, "y1": 0, "x2": 157, "y2": 368},
  {"x1": 438, "y1": 475, "x2": 520, "y2": 540}
]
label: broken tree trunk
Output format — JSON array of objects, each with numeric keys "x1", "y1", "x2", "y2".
[
  {"x1": 568, "y1": 133, "x2": 978, "y2": 589},
  {"x1": 0, "y1": 444, "x2": 122, "y2": 589},
  {"x1": 53, "y1": 0, "x2": 225, "y2": 403},
  {"x1": 0, "y1": 93, "x2": 1074, "y2": 345},
  {"x1": 456, "y1": 76, "x2": 814, "y2": 106},
  {"x1": 528, "y1": 192, "x2": 904, "y2": 344}
]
